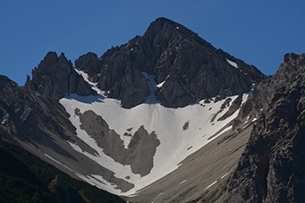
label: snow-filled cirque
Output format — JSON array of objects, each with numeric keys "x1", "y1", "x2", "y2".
[{"x1": 59, "y1": 70, "x2": 249, "y2": 196}]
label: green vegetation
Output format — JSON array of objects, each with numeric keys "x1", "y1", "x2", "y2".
[{"x1": 0, "y1": 138, "x2": 125, "y2": 203}]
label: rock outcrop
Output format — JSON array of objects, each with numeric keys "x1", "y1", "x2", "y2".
[
  {"x1": 25, "y1": 52, "x2": 96, "y2": 99},
  {"x1": 0, "y1": 75, "x2": 76, "y2": 142},
  {"x1": 218, "y1": 53, "x2": 305, "y2": 203},
  {"x1": 76, "y1": 109, "x2": 160, "y2": 176},
  {"x1": 75, "y1": 17, "x2": 265, "y2": 108}
]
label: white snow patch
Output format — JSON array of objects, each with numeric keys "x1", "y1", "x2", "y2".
[
  {"x1": 204, "y1": 172, "x2": 229, "y2": 191},
  {"x1": 156, "y1": 75, "x2": 169, "y2": 88},
  {"x1": 44, "y1": 153, "x2": 93, "y2": 186},
  {"x1": 226, "y1": 58, "x2": 238, "y2": 69},
  {"x1": 221, "y1": 172, "x2": 229, "y2": 179},
  {"x1": 44, "y1": 154, "x2": 75, "y2": 172},
  {"x1": 214, "y1": 126, "x2": 232, "y2": 137},
  {"x1": 76, "y1": 174, "x2": 123, "y2": 194},
  {"x1": 44, "y1": 154, "x2": 63, "y2": 165},
  {"x1": 179, "y1": 180, "x2": 187, "y2": 185},
  {"x1": 251, "y1": 83, "x2": 256, "y2": 91},
  {"x1": 245, "y1": 115, "x2": 250, "y2": 124},
  {"x1": 156, "y1": 80, "x2": 166, "y2": 88},
  {"x1": 74, "y1": 69, "x2": 103, "y2": 95},
  {"x1": 205, "y1": 180, "x2": 217, "y2": 190},
  {"x1": 59, "y1": 72, "x2": 249, "y2": 196}
]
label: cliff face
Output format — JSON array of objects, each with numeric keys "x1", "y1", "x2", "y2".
[
  {"x1": 75, "y1": 17, "x2": 265, "y2": 108},
  {"x1": 223, "y1": 53, "x2": 305, "y2": 203},
  {"x1": 0, "y1": 74, "x2": 76, "y2": 142}
]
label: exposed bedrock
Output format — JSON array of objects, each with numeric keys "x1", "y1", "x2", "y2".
[
  {"x1": 76, "y1": 109, "x2": 160, "y2": 176},
  {"x1": 75, "y1": 17, "x2": 265, "y2": 108}
]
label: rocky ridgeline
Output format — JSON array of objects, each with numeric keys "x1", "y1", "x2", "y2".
[
  {"x1": 219, "y1": 53, "x2": 305, "y2": 202},
  {"x1": 0, "y1": 75, "x2": 76, "y2": 142},
  {"x1": 75, "y1": 17, "x2": 265, "y2": 108},
  {"x1": 19, "y1": 18, "x2": 264, "y2": 108},
  {"x1": 25, "y1": 52, "x2": 95, "y2": 99},
  {"x1": 1, "y1": 51, "x2": 95, "y2": 142}
]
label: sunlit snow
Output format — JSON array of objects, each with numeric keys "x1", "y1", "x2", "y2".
[
  {"x1": 59, "y1": 70, "x2": 248, "y2": 196},
  {"x1": 226, "y1": 58, "x2": 238, "y2": 69}
]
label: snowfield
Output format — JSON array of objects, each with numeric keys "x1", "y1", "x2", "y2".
[{"x1": 59, "y1": 70, "x2": 248, "y2": 196}]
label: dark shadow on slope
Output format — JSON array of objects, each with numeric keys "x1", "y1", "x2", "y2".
[
  {"x1": 26, "y1": 132, "x2": 79, "y2": 162},
  {"x1": 64, "y1": 94, "x2": 105, "y2": 104}
]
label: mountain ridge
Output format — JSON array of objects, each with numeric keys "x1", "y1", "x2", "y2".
[
  {"x1": 0, "y1": 17, "x2": 304, "y2": 203},
  {"x1": 75, "y1": 17, "x2": 265, "y2": 108},
  {"x1": 25, "y1": 52, "x2": 96, "y2": 99}
]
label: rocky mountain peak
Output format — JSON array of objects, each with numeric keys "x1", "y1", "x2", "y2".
[
  {"x1": 278, "y1": 53, "x2": 305, "y2": 78},
  {"x1": 142, "y1": 17, "x2": 202, "y2": 48},
  {"x1": 75, "y1": 18, "x2": 265, "y2": 108},
  {"x1": 25, "y1": 51, "x2": 96, "y2": 99}
]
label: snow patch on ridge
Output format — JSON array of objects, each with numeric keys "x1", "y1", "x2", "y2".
[{"x1": 226, "y1": 58, "x2": 238, "y2": 69}]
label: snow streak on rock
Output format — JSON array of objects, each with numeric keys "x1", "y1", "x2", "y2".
[{"x1": 226, "y1": 58, "x2": 238, "y2": 69}]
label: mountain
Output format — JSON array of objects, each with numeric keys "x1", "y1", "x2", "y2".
[
  {"x1": 75, "y1": 17, "x2": 264, "y2": 108},
  {"x1": 0, "y1": 17, "x2": 304, "y2": 203}
]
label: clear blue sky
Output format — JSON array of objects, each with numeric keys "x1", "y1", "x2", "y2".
[{"x1": 1, "y1": 1, "x2": 304, "y2": 85}]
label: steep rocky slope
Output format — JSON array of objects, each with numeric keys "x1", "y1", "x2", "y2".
[
  {"x1": 0, "y1": 75, "x2": 126, "y2": 202},
  {"x1": 0, "y1": 135, "x2": 125, "y2": 203},
  {"x1": 25, "y1": 52, "x2": 96, "y2": 99},
  {"x1": 133, "y1": 53, "x2": 305, "y2": 203},
  {"x1": 75, "y1": 17, "x2": 264, "y2": 108},
  {"x1": 196, "y1": 53, "x2": 305, "y2": 203},
  {"x1": 226, "y1": 53, "x2": 305, "y2": 203},
  {"x1": 0, "y1": 74, "x2": 76, "y2": 142}
]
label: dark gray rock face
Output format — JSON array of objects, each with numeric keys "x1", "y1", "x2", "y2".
[
  {"x1": 75, "y1": 17, "x2": 265, "y2": 108},
  {"x1": 76, "y1": 109, "x2": 160, "y2": 176},
  {"x1": 0, "y1": 75, "x2": 76, "y2": 142},
  {"x1": 74, "y1": 52, "x2": 102, "y2": 82},
  {"x1": 225, "y1": 53, "x2": 305, "y2": 203},
  {"x1": 25, "y1": 52, "x2": 96, "y2": 99}
]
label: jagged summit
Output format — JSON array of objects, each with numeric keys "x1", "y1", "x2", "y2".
[
  {"x1": 22, "y1": 17, "x2": 264, "y2": 108},
  {"x1": 148, "y1": 17, "x2": 179, "y2": 27},
  {"x1": 75, "y1": 17, "x2": 265, "y2": 108},
  {"x1": 143, "y1": 17, "x2": 201, "y2": 42},
  {"x1": 25, "y1": 52, "x2": 96, "y2": 99},
  {"x1": 143, "y1": 17, "x2": 215, "y2": 50}
]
